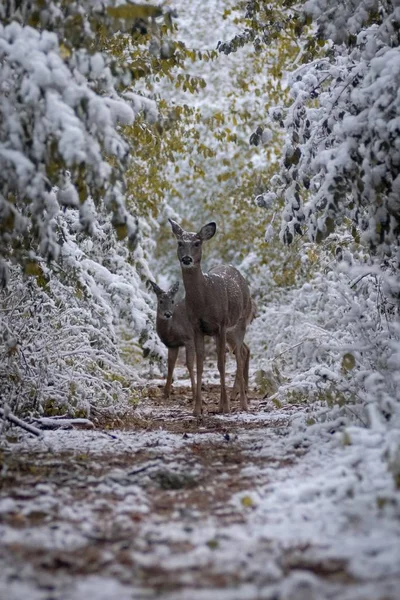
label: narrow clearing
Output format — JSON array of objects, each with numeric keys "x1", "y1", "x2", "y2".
[{"x1": 1, "y1": 367, "x2": 400, "y2": 600}]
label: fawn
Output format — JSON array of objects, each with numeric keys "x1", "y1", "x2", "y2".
[{"x1": 148, "y1": 280, "x2": 195, "y2": 400}]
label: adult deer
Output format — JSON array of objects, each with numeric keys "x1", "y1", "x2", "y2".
[
  {"x1": 169, "y1": 219, "x2": 253, "y2": 416},
  {"x1": 148, "y1": 280, "x2": 195, "y2": 400}
]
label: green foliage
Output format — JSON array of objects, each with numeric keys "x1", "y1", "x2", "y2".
[
  {"x1": 106, "y1": 4, "x2": 162, "y2": 21},
  {"x1": 245, "y1": 1, "x2": 400, "y2": 254},
  {"x1": 0, "y1": 1, "x2": 198, "y2": 280},
  {"x1": 341, "y1": 353, "x2": 356, "y2": 373},
  {"x1": 144, "y1": 0, "x2": 330, "y2": 292}
]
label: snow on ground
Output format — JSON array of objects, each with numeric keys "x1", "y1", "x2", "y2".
[
  {"x1": 1, "y1": 4, "x2": 400, "y2": 598},
  {"x1": 1, "y1": 366, "x2": 399, "y2": 599}
]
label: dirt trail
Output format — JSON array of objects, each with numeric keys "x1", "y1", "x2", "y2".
[{"x1": 1, "y1": 376, "x2": 400, "y2": 600}]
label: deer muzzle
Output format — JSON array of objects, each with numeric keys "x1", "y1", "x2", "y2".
[{"x1": 181, "y1": 256, "x2": 193, "y2": 266}]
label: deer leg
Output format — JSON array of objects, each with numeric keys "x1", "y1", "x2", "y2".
[
  {"x1": 185, "y1": 343, "x2": 196, "y2": 403},
  {"x1": 231, "y1": 370, "x2": 239, "y2": 400},
  {"x1": 238, "y1": 343, "x2": 250, "y2": 403},
  {"x1": 230, "y1": 347, "x2": 239, "y2": 401},
  {"x1": 216, "y1": 328, "x2": 230, "y2": 414},
  {"x1": 243, "y1": 343, "x2": 250, "y2": 397},
  {"x1": 235, "y1": 343, "x2": 248, "y2": 411},
  {"x1": 227, "y1": 337, "x2": 243, "y2": 401},
  {"x1": 227, "y1": 336, "x2": 238, "y2": 401},
  {"x1": 164, "y1": 347, "x2": 179, "y2": 399},
  {"x1": 228, "y1": 323, "x2": 248, "y2": 411},
  {"x1": 230, "y1": 344, "x2": 249, "y2": 400},
  {"x1": 194, "y1": 332, "x2": 205, "y2": 416}
]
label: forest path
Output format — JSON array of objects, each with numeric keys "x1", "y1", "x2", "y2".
[{"x1": 1, "y1": 369, "x2": 400, "y2": 600}]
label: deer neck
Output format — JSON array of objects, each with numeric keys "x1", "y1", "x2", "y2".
[{"x1": 181, "y1": 264, "x2": 206, "y2": 301}]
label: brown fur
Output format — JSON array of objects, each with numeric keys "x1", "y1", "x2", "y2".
[
  {"x1": 169, "y1": 219, "x2": 253, "y2": 416},
  {"x1": 148, "y1": 281, "x2": 195, "y2": 400}
]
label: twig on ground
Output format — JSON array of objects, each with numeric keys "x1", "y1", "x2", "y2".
[
  {"x1": 344, "y1": 405, "x2": 368, "y2": 427},
  {"x1": 128, "y1": 459, "x2": 163, "y2": 477},
  {"x1": 272, "y1": 340, "x2": 306, "y2": 361},
  {"x1": 0, "y1": 407, "x2": 42, "y2": 437},
  {"x1": 350, "y1": 272, "x2": 373, "y2": 288},
  {"x1": 32, "y1": 417, "x2": 94, "y2": 430}
]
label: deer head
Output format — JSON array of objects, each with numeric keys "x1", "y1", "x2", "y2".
[
  {"x1": 148, "y1": 280, "x2": 179, "y2": 320},
  {"x1": 168, "y1": 219, "x2": 216, "y2": 270}
]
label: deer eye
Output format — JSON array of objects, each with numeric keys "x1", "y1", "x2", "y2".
[
  {"x1": 194, "y1": 241, "x2": 200, "y2": 247},
  {"x1": 171, "y1": 300, "x2": 174, "y2": 304},
  {"x1": 178, "y1": 241, "x2": 183, "y2": 247}
]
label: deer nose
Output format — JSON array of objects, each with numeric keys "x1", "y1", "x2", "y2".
[
  {"x1": 182, "y1": 256, "x2": 193, "y2": 266},
  {"x1": 164, "y1": 311, "x2": 172, "y2": 319}
]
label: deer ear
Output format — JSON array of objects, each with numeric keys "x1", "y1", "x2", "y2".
[
  {"x1": 168, "y1": 218, "x2": 184, "y2": 239},
  {"x1": 198, "y1": 222, "x2": 216, "y2": 241},
  {"x1": 168, "y1": 281, "x2": 179, "y2": 297},
  {"x1": 148, "y1": 280, "x2": 163, "y2": 297}
]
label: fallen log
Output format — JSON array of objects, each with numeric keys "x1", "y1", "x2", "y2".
[
  {"x1": 31, "y1": 417, "x2": 94, "y2": 430},
  {"x1": 0, "y1": 407, "x2": 42, "y2": 437}
]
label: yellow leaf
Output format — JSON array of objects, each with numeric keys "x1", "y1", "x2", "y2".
[
  {"x1": 342, "y1": 431, "x2": 352, "y2": 446},
  {"x1": 342, "y1": 353, "x2": 356, "y2": 371},
  {"x1": 114, "y1": 223, "x2": 128, "y2": 240},
  {"x1": 24, "y1": 262, "x2": 43, "y2": 277},
  {"x1": 0, "y1": 210, "x2": 15, "y2": 233},
  {"x1": 241, "y1": 495, "x2": 254, "y2": 508},
  {"x1": 59, "y1": 43, "x2": 71, "y2": 59},
  {"x1": 107, "y1": 4, "x2": 162, "y2": 20}
]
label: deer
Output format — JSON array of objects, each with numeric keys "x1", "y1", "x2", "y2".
[
  {"x1": 169, "y1": 219, "x2": 254, "y2": 416},
  {"x1": 148, "y1": 280, "x2": 195, "y2": 400}
]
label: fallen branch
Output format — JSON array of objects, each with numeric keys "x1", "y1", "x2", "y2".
[
  {"x1": 272, "y1": 339, "x2": 306, "y2": 361},
  {"x1": 350, "y1": 272, "x2": 373, "y2": 289},
  {"x1": 0, "y1": 407, "x2": 42, "y2": 437},
  {"x1": 128, "y1": 458, "x2": 163, "y2": 477},
  {"x1": 32, "y1": 417, "x2": 95, "y2": 430}
]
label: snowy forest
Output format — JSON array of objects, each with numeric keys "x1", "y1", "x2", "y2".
[{"x1": 1, "y1": 1, "x2": 400, "y2": 598}]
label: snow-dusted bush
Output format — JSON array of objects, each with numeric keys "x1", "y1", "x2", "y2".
[
  {"x1": 0, "y1": 2, "x2": 156, "y2": 282},
  {"x1": 0, "y1": 203, "x2": 164, "y2": 417},
  {"x1": 0, "y1": 1, "x2": 169, "y2": 418},
  {"x1": 229, "y1": 0, "x2": 400, "y2": 438},
  {"x1": 0, "y1": 267, "x2": 132, "y2": 418},
  {"x1": 252, "y1": 252, "x2": 400, "y2": 426},
  {"x1": 259, "y1": 0, "x2": 400, "y2": 255}
]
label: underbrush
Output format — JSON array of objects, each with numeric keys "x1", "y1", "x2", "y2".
[
  {"x1": 250, "y1": 253, "x2": 400, "y2": 483},
  {"x1": 0, "y1": 210, "x2": 165, "y2": 422}
]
